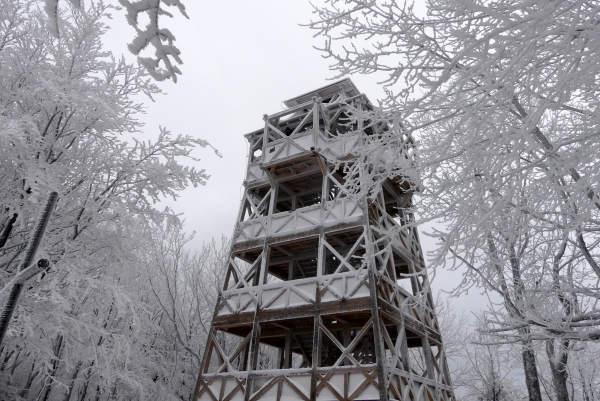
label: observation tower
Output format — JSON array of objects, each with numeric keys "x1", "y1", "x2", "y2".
[{"x1": 193, "y1": 80, "x2": 454, "y2": 401}]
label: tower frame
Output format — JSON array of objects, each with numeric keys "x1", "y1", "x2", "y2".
[{"x1": 193, "y1": 80, "x2": 454, "y2": 401}]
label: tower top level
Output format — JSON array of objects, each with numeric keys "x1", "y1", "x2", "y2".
[
  {"x1": 194, "y1": 81, "x2": 454, "y2": 401},
  {"x1": 242, "y1": 79, "x2": 397, "y2": 194},
  {"x1": 244, "y1": 78, "x2": 372, "y2": 143}
]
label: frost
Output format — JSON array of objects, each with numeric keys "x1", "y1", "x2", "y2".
[
  {"x1": 43, "y1": 0, "x2": 189, "y2": 82},
  {"x1": 308, "y1": 1, "x2": 600, "y2": 400},
  {"x1": 120, "y1": 0, "x2": 187, "y2": 82},
  {"x1": 0, "y1": 2, "x2": 219, "y2": 399}
]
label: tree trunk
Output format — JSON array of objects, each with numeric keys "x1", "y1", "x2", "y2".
[
  {"x1": 484, "y1": 236, "x2": 543, "y2": 401},
  {"x1": 77, "y1": 361, "x2": 95, "y2": 401},
  {"x1": 0, "y1": 347, "x2": 16, "y2": 372},
  {"x1": 508, "y1": 243, "x2": 543, "y2": 401},
  {"x1": 0, "y1": 213, "x2": 17, "y2": 249},
  {"x1": 39, "y1": 333, "x2": 64, "y2": 401},
  {"x1": 546, "y1": 339, "x2": 570, "y2": 401},
  {"x1": 93, "y1": 384, "x2": 102, "y2": 401},
  {"x1": 61, "y1": 360, "x2": 82, "y2": 401},
  {"x1": 19, "y1": 359, "x2": 39, "y2": 400},
  {"x1": 519, "y1": 328, "x2": 543, "y2": 401}
]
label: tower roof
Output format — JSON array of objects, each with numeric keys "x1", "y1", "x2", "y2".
[{"x1": 282, "y1": 78, "x2": 360, "y2": 107}]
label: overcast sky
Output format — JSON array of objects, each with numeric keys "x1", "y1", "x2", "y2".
[{"x1": 102, "y1": 1, "x2": 486, "y2": 315}]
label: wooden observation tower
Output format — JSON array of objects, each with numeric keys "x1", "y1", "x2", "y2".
[{"x1": 193, "y1": 80, "x2": 454, "y2": 401}]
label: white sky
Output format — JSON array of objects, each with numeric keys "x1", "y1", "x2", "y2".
[{"x1": 102, "y1": 1, "x2": 485, "y2": 316}]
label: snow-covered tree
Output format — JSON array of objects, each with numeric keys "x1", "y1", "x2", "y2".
[
  {"x1": 142, "y1": 220, "x2": 228, "y2": 400},
  {"x1": 0, "y1": 1, "x2": 217, "y2": 399},
  {"x1": 307, "y1": 1, "x2": 600, "y2": 401},
  {"x1": 432, "y1": 296, "x2": 528, "y2": 401}
]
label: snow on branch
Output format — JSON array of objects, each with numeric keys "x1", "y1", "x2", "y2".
[
  {"x1": 120, "y1": 0, "x2": 188, "y2": 82},
  {"x1": 44, "y1": 0, "x2": 188, "y2": 82},
  {"x1": 44, "y1": 0, "x2": 82, "y2": 37}
]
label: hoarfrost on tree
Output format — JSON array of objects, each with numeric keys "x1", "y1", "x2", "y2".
[
  {"x1": 307, "y1": 2, "x2": 600, "y2": 401},
  {"x1": 0, "y1": 1, "x2": 219, "y2": 399},
  {"x1": 44, "y1": 0, "x2": 188, "y2": 82}
]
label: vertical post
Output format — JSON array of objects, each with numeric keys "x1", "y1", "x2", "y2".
[
  {"x1": 421, "y1": 334, "x2": 436, "y2": 381},
  {"x1": 438, "y1": 344, "x2": 453, "y2": 386},
  {"x1": 262, "y1": 115, "x2": 270, "y2": 158},
  {"x1": 284, "y1": 331, "x2": 292, "y2": 369},
  {"x1": 244, "y1": 241, "x2": 269, "y2": 401},
  {"x1": 364, "y1": 227, "x2": 390, "y2": 401},
  {"x1": 397, "y1": 318, "x2": 411, "y2": 371},
  {"x1": 310, "y1": 314, "x2": 322, "y2": 401},
  {"x1": 0, "y1": 191, "x2": 58, "y2": 346},
  {"x1": 312, "y1": 97, "x2": 320, "y2": 149},
  {"x1": 311, "y1": 231, "x2": 325, "y2": 401},
  {"x1": 245, "y1": 312, "x2": 262, "y2": 401}
]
